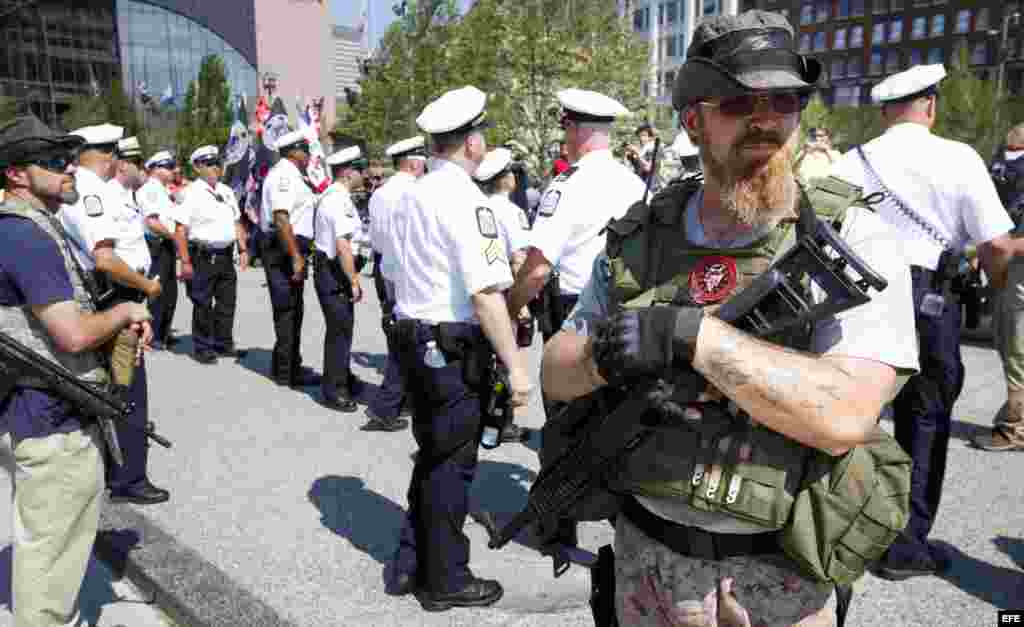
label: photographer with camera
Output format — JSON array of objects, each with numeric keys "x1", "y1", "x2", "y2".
[
  {"x1": 795, "y1": 126, "x2": 841, "y2": 181},
  {"x1": 624, "y1": 122, "x2": 662, "y2": 192}
]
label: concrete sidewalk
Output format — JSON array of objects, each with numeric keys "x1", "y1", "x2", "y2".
[{"x1": 84, "y1": 269, "x2": 1022, "y2": 627}]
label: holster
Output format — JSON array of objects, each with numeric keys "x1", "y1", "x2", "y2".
[
  {"x1": 436, "y1": 322, "x2": 491, "y2": 389},
  {"x1": 589, "y1": 545, "x2": 619, "y2": 627},
  {"x1": 935, "y1": 249, "x2": 963, "y2": 304},
  {"x1": 529, "y1": 271, "x2": 562, "y2": 339}
]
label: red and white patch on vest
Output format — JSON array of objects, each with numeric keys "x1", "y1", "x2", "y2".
[{"x1": 688, "y1": 256, "x2": 738, "y2": 305}]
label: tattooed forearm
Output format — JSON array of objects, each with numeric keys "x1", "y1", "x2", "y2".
[{"x1": 693, "y1": 317, "x2": 888, "y2": 453}]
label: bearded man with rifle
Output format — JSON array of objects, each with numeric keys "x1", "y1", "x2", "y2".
[
  {"x1": 0, "y1": 115, "x2": 153, "y2": 627},
  {"x1": 530, "y1": 12, "x2": 919, "y2": 626}
]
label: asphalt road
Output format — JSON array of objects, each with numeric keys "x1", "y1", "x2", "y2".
[{"x1": 17, "y1": 264, "x2": 1022, "y2": 626}]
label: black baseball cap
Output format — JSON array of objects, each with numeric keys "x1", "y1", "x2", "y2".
[{"x1": 0, "y1": 115, "x2": 84, "y2": 169}]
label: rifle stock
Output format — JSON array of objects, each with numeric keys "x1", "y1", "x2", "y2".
[{"x1": 486, "y1": 214, "x2": 888, "y2": 552}]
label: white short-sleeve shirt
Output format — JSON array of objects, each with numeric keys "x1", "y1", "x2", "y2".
[
  {"x1": 177, "y1": 179, "x2": 240, "y2": 248},
  {"x1": 392, "y1": 159, "x2": 513, "y2": 323},
  {"x1": 831, "y1": 122, "x2": 1013, "y2": 270},
  {"x1": 530, "y1": 148, "x2": 646, "y2": 295},
  {"x1": 313, "y1": 184, "x2": 360, "y2": 259},
  {"x1": 137, "y1": 177, "x2": 177, "y2": 236},
  {"x1": 261, "y1": 158, "x2": 315, "y2": 238},
  {"x1": 105, "y1": 179, "x2": 152, "y2": 273},
  {"x1": 486, "y1": 193, "x2": 530, "y2": 258},
  {"x1": 59, "y1": 167, "x2": 122, "y2": 271},
  {"x1": 369, "y1": 171, "x2": 417, "y2": 281}
]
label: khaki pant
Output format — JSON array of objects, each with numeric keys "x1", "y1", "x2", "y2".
[
  {"x1": 105, "y1": 328, "x2": 138, "y2": 388},
  {"x1": 0, "y1": 428, "x2": 104, "y2": 627},
  {"x1": 993, "y1": 256, "x2": 1024, "y2": 439},
  {"x1": 614, "y1": 515, "x2": 834, "y2": 627}
]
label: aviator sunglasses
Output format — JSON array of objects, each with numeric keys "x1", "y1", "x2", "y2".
[
  {"x1": 699, "y1": 92, "x2": 810, "y2": 117},
  {"x1": 19, "y1": 153, "x2": 74, "y2": 174},
  {"x1": 194, "y1": 157, "x2": 223, "y2": 168}
]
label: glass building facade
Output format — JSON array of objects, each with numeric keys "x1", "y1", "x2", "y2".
[{"x1": 117, "y1": 0, "x2": 258, "y2": 107}]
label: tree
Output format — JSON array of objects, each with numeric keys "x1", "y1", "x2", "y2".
[
  {"x1": 338, "y1": 0, "x2": 648, "y2": 176},
  {"x1": 176, "y1": 55, "x2": 233, "y2": 168},
  {"x1": 61, "y1": 80, "x2": 145, "y2": 143}
]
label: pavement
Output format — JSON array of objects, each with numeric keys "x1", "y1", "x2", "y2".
[{"x1": 7, "y1": 265, "x2": 1022, "y2": 626}]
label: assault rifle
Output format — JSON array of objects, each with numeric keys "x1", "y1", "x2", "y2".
[
  {"x1": 483, "y1": 212, "x2": 889, "y2": 568},
  {"x1": 0, "y1": 332, "x2": 172, "y2": 465}
]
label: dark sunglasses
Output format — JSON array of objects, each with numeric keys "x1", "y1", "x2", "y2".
[
  {"x1": 700, "y1": 92, "x2": 810, "y2": 117},
  {"x1": 150, "y1": 160, "x2": 177, "y2": 170},
  {"x1": 18, "y1": 154, "x2": 74, "y2": 174},
  {"x1": 194, "y1": 157, "x2": 223, "y2": 168}
]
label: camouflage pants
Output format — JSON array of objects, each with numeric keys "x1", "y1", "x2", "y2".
[
  {"x1": 993, "y1": 256, "x2": 1024, "y2": 439},
  {"x1": 614, "y1": 516, "x2": 835, "y2": 627}
]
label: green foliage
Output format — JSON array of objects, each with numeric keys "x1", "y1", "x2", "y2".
[
  {"x1": 175, "y1": 55, "x2": 233, "y2": 169},
  {"x1": 61, "y1": 80, "x2": 144, "y2": 142},
  {"x1": 338, "y1": 0, "x2": 648, "y2": 176}
]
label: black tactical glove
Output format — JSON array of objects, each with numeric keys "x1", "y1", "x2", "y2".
[{"x1": 592, "y1": 307, "x2": 704, "y2": 386}]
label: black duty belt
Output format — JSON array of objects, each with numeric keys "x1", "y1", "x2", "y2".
[
  {"x1": 909, "y1": 265, "x2": 935, "y2": 282},
  {"x1": 621, "y1": 496, "x2": 779, "y2": 561}
]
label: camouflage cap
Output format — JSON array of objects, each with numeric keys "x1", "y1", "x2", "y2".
[{"x1": 673, "y1": 10, "x2": 822, "y2": 110}]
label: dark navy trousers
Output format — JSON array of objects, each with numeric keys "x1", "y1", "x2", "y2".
[
  {"x1": 313, "y1": 252, "x2": 355, "y2": 401},
  {"x1": 261, "y1": 234, "x2": 310, "y2": 382},
  {"x1": 890, "y1": 269, "x2": 965, "y2": 559},
  {"x1": 393, "y1": 321, "x2": 486, "y2": 594},
  {"x1": 146, "y1": 237, "x2": 177, "y2": 344},
  {"x1": 369, "y1": 257, "x2": 406, "y2": 418},
  {"x1": 186, "y1": 244, "x2": 237, "y2": 354},
  {"x1": 107, "y1": 354, "x2": 149, "y2": 490}
]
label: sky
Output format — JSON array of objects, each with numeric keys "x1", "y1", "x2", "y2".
[{"x1": 330, "y1": 0, "x2": 474, "y2": 49}]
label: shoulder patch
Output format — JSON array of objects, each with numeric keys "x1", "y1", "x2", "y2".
[
  {"x1": 518, "y1": 208, "x2": 531, "y2": 231},
  {"x1": 84, "y1": 195, "x2": 104, "y2": 217},
  {"x1": 476, "y1": 206, "x2": 498, "y2": 239},
  {"x1": 277, "y1": 176, "x2": 291, "y2": 193},
  {"x1": 539, "y1": 190, "x2": 561, "y2": 217},
  {"x1": 483, "y1": 239, "x2": 504, "y2": 265}
]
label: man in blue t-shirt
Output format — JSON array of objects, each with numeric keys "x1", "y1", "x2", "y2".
[{"x1": 0, "y1": 115, "x2": 151, "y2": 627}]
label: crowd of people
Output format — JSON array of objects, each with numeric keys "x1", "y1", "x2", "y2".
[{"x1": 3, "y1": 8, "x2": 1024, "y2": 627}]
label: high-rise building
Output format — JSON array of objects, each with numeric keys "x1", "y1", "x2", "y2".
[
  {"x1": 739, "y1": 0, "x2": 1024, "y2": 105},
  {"x1": 333, "y1": 25, "x2": 366, "y2": 102},
  {"x1": 623, "y1": 0, "x2": 741, "y2": 105}
]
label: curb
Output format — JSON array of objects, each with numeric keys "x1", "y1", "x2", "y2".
[{"x1": 94, "y1": 503, "x2": 296, "y2": 627}]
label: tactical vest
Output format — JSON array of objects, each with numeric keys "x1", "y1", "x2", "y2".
[
  {"x1": 0, "y1": 199, "x2": 108, "y2": 387},
  {"x1": 602, "y1": 177, "x2": 854, "y2": 531}
]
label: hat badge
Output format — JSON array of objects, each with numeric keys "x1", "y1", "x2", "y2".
[{"x1": 689, "y1": 256, "x2": 738, "y2": 305}]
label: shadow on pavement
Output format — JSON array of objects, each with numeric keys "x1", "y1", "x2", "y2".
[
  {"x1": 933, "y1": 540, "x2": 1024, "y2": 609},
  {"x1": 993, "y1": 535, "x2": 1024, "y2": 571},
  {"x1": 350, "y1": 351, "x2": 388, "y2": 375},
  {"x1": 308, "y1": 475, "x2": 405, "y2": 564},
  {"x1": 164, "y1": 333, "x2": 195, "y2": 356}
]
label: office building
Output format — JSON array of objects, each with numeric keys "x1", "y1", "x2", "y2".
[{"x1": 333, "y1": 24, "x2": 366, "y2": 102}]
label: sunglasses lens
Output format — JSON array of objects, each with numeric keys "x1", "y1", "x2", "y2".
[
  {"x1": 717, "y1": 95, "x2": 756, "y2": 116},
  {"x1": 714, "y1": 92, "x2": 809, "y2": 116},
  {"x1": 772, "y1": 93, "x2": 808, "y2": 114}
]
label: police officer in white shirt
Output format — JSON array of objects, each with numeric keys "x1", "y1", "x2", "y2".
[
  {"x1": 62, "y1": 124, "x2": 166, "y2": 506},
  {"x1": 174, "y1": 145, "x2": 248, "y2": 364},
  {"x1": 139, "y1": 150, "x2": 180, "y2": 349},
  {"x1": 388, "y1": 85, "x2": 530, "y2": 610},
  {"x1": 832, "y1": 64, "x2": 1018, "y2": 581},
  {"x1": 312, "y1": 146, "x2": 380, "y2": 418},
  {"x1": 261, "y1": 131, "x2": 319, "y2": 387},
  {"x1": 474, "y1": 148, "x2": 530, "y2": 268},
  {"x1": 507, "y1": 89, "x2": 646, "y2": 341},
  {"x1": 366, "y1": 136, "x2": 427, "y2": 426}
]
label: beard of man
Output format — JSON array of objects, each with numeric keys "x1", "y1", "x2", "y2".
[{"x1": 696, "y1": 116, "x2": 797, "y2": 228}]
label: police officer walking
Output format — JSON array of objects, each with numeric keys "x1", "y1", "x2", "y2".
[
  {"x1": 544, "y1": 12, "x2": 918, "y2": 624},
  {"x1": 507, "y1": 89, "x2": 645, "y2": 341},
  {"x1": 389, "y1": 85, "x2": 531, "y2": 610},
  {"x1": 833, "y1": 64, "x2": 1018, "y2": 579},
  {"x1": 311, "y1": 146, "x2": 378, "y2": 416},
  {"x1": 366, "y1": 136, "x2": 427, "y2": 427},
  {"x1": 261, "y1": 131, "x2": 319, "y2": 387},
  {"x1": 139, "y1": 150, "x2": 181, "y2": 350},
  {"x1": 174, "y1": 145, "x2": 249, "y2": 364},
  {"x1": 0, "y1": 115, "x2": 153, "y2": 627},
  {"x1": 62, "y1": 124, "x2": 168, "y2": 505}
]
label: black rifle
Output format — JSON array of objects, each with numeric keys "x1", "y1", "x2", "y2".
[
  {"x1": 0, "y1": 332, "x2": 172, "y2": 465},
  {"x1": 484, "y1": 213, "x2": 889, "y2": 558}
]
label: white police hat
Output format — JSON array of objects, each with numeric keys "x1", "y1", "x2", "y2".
[
  {"x1": 71, "y1": 123, "x2": 124, "y2": 147},
  {"x1": 117, "y1": 136, "x2": 142, "y2": 159},
  {"x1": 557, "y1": 88, "x2": 629, "y2": 123},
  {"x1": 872, "y1": 64, "x2": 946, "y2": 104},
  {"x1": 416, "y1": 86, "x2": 493, "y2": 136},
  {"x1": 386, "y1": 136, "x2": 427, "y2": 160},
  {"x1": 190, "y1": 145, "x2": 220, "y2": 164},
  {"x1": 326, "y1": 146, "x2": 363, "y2": 167},
  {"x1": 473, "y1": 148, "x2": 513, "y2": 182},
  {"x1": 274, "y1": 130, "x2": 309, "y2": 152},
  {"x1": 145, "y1": 150, "x2": 176, "y2": 169}
]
